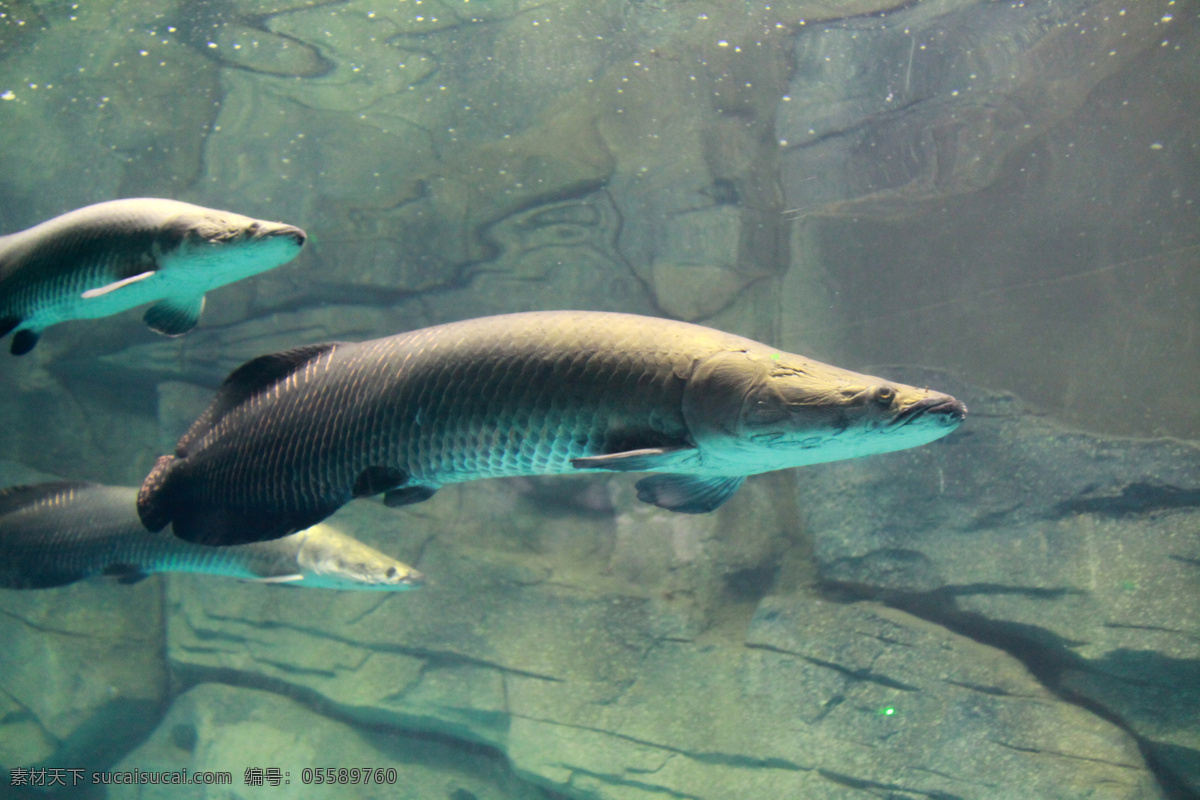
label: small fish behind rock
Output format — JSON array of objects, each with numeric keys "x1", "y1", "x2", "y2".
[
  {"x1": 0, "y1": 481, "x2": 423, "y2": 590},
  {"x1": 0, "y1": 198, "x2": 306, "y2": 355}
]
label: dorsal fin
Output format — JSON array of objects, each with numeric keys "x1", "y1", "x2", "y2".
[
  {"x1": 0, "y1": 481, "x2": 99, "y2": 518},
  {"x1": 176, "y1": 342, "x2": 342, "y2": 455}
]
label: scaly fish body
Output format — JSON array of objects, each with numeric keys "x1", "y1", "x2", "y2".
[
  {"x1": 0, "y1": 482, "x2": 422, "y2": 590},
  {"x1": 0, "y1": 198, "x2": 306, "y2": 354},
  {"x1": 138, "y1": 311, "x2": 966, "y2": 546}
]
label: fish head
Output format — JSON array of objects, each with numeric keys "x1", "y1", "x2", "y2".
[
  {"x1": 154, "y1": 205, "x2": 306, "y2": 287},
  {"x1": 685, "y1": 349, "x2": 966, "y2": 472},
  {"x1": 292, "y1": 523, "x2": 425, "y2": 591}
]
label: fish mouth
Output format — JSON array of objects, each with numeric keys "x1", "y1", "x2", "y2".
[
  {"x1": 890, "y1": 397, "x2": 968, "y2": 429},
  {"x1": 240, "y1": 222, "x2": 306, "y2": 247},
  {"x1": 283, "y1": 226, "x2": 306, "y2": 246},
  {"x1": 400, "y1": 571, "x2": 427, "y2": 589},
  {"x1": 262, "y1": 224, "x2": 306, "y2": 247}
]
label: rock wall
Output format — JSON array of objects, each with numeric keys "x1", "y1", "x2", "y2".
[
  {"x1": 774, "y1": 0, "x2": 1200, "y2": 437},
  {"x1": 0, "y1": 0, "x2": 1196, "y2": 797},
  {"x1": 802, "y1": 368, "x2": 1200, "y2": 794}
]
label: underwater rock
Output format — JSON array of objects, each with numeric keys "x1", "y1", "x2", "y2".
[
  {"x1": 107, "y1": 683, "x2": 550, "y2": 800},
  {"x1": 88, "y1": 305, "x2": 404, "y2": 389},
  {"x1": 648, "y1": 207, "x2": 755, "y2": 321},
  {"x1": 165, "y1": 479, "x2": 1162, "y2": 799},
  {"x1": 778, "y1": 0, "x2": 1172, "y2": 218},
  {"x1": 191, "y1": 2, "x2": 621, "y2": 305},
  {"x1": 170, "y1": 0, "x2": 333, "y2": 79},
  {"x1": 0, "y1": 459, "x2": 57, "y2": 488},
  {"x1": 774, "y1": 13, "x2": 1200, "y2": 442},
  {"x1": 0, "y1": 0, "x2": 217, "y2": 214},
  {"x1": 802, "y1": 367, "x2": 1200, "y2": 794},
  {"x1": 0, "y1": 362, "x2": 163, "y2": 487},
  {"x1": 0, "y1": 564, "x2": 166, "y2": 770},
  {"x1": 0, "y1": 0, "x2": 1190, "y2": 796},
  {"x1": 163, "y1": 0, "x2": 802, "y2": 343}
]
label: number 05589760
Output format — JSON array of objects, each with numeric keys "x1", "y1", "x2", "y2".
[{"x1": 301, "y1": 768, "x2": 397, "y2": 785}]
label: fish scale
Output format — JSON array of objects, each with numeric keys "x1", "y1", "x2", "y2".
[
  {"x1": 0, "y1": 482, "x2": 417, "y2": 590},
  {"x1": 4, "y1": 226, "x2": 154, "y2": 317},
  {"x1": 0, "y1": 198, "x2": 305, "y2": 355},
  {"x1": 138, "y1": 310, "x2": 967, "y2": 546},
  {"x1": 142, "y1": 313, "x2": 703, "y2": 545}
]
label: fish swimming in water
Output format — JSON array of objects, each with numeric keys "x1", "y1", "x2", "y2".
[
  {"x1": 0, "y1": 481, "x2": 423, "y2": 590},
  {"x1": 0, "y1": 198, "x2": 306, "y2": 355},
  {"x1": 138, "y1": 310, "x2": 966, "y2": 546}
]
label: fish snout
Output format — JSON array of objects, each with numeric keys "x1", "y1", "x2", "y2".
[
  {"x1": 398, "y1": 568, "x2": 427, "y2": 589},
  {"x1": 252, "y1": 222, "x2": 306, "y2": 248},
  {"x1": 280, "y1": 225, "x2": 307, "y2": 248},
  {"x1": 927, "y1": 398, "x2": 967, "y2": 426},
  {"x1": 892, "y1": 395, "x2": 967, "y2": 428}
]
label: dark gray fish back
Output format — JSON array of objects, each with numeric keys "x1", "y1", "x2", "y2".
[
  {"x1": 146, "y1": 312, "x2": 733, "y2": 543},
  {"x1": 0, "y1": 482, "x2": 146, "y2": 589}
]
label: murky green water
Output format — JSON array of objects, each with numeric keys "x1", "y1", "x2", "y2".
[{"x1": 1, "y1": 1, "x2": 1197, "y2": 798}]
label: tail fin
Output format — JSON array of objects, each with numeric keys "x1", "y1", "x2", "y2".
[
  {"x1": 137, "y1": 454, "x2": 178, "y2": 532},
  {"x1": 137, "y1": 453, "x2": 334, "y2": 545}
]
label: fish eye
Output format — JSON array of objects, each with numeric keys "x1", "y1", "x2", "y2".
[
  {"x1": 386, "y1": 566, "x2": 397, "y2": 578},
  {"x1": 874, "y1": 386, "x2": 896, "y2": 405}
]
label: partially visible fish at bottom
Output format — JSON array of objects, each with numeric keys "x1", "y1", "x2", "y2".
[{"x1": 0, "y1": 481, "x2": 423, "y2": 590}]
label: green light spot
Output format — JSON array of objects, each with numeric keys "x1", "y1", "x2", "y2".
[
  {"x1": 771, "y1": 353, "x2": 781, "y2": 360},
  {"x1": 878, "y1": 706, "x2": 896, "y2": 716}
]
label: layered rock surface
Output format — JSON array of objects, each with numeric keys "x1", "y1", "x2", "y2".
[
  {"x1": 160, "y1": 494, "x2": 1164, "y2": 799},
  {"x1": 0, "y1": 0, "x2": 1195, "y2": 797},
  {"x1": 109, "y1": 683, "x2": 553, "y2": 800},
  {"x1": 802, "y1": 368, "x2": 1200, "y2": 794}
]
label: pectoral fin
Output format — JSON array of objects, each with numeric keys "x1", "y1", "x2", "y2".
[
  {"x1": 102, "y1": 563, "x2": 151, "y2": 584},
  {"x1": 571, "y1": 445, "x2": 698, "y2": 473},
  {"x1": 250, "y1": 574, "x2": 305, "y2": 584},
  {"x1": 634, "y1": 474, "x2": 745, "y2": 514},
  {"x1": 0, "y1": 317, "x2": 35, "y2": 356},
  {"x1": 11, "y1": 329, "x2": 40, "y2": 355},
  {"x1": 81, "y1": 270, "x2": 156, "y2": 299},
  {"x1": 354, "y1": 466, "x2": 407, "y2": 498},
  {"x1": 383, "y1": 485, "x2": 438, "y2": 507},
  {"x1": 144, "y1": 294, "x2": 206, "y2": 336}
]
